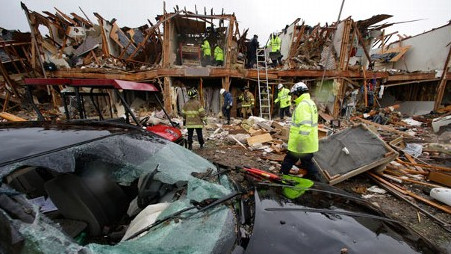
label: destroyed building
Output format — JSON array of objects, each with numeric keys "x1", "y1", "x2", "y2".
[{"x1": 0, "y1": 4, "x2": 450, "y2": 122}]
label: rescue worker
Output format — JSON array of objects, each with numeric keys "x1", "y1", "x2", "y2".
[
  {"x1": 274, "y1": 83, "x2": 291, "y2": 119},
  {"x1": 182, "y1": 88, "x2": 206, "y2": 150},
  {"x1": 220, "y1": 88, "x2": 233, "y2": 125},
  {"x1": 239, "y1": 86, "x2": 255, "y2": 119},
  {"x1": 201, "y1": 38, "x2": 211, "y2": 66},
  {"x1": 214, "y1": 43, "x2": 224, "y2": 66},
  {"x1": 247, "y1": 34, "x2": 259, "y2": 68},
  {"x1": 280, "y1": 82, "x2": 322, "y2": 181},
  {"x1": 267, "y1": 32, "x2": 282, "y2": 67}
]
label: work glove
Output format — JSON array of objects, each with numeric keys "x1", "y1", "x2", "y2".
[
  {"x1": 226, "y1": 105, "x2": 231, "y2": 110},
  {"x1": 202, "y1": 120, "x2": 207, "y2": 125}
]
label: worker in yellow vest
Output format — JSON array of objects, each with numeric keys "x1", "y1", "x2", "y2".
[
  {"x1": 214, "y1": 43, "x2": 224, "y2": 66},
  {"x1": 274, "y1": 83, "x2": 291, "y2": 119},
  {"x1": 280, "y1": 82, "x2": 322, "y2": 182},
  {"x1": 267, "y1": 32, "x2": 282, "y2": 67},
  {"x1": 201, "y1": 38, "x2": 211, "y2": 66}
]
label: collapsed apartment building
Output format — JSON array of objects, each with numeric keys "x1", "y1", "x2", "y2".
[{"x1": 0, "y1": 3, "x2": 450, "y2": 122}]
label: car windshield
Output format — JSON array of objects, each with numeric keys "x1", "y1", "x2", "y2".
[{"x1": 0, "y1": 126, "x2": 236, "y2": 254}]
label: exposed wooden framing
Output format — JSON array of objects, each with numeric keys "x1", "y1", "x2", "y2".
[
  {"x1": 0, "y1": 61, "x2": 21, "y2": 99},
  {"x1": 163, "y1": 77, "x2": 172, "y2": 114},
  {"x1": 2, "y1": 90, "x2": 10, "y2": 111},
  {"x1": 94, "y1": 13, "x2": 110, "y2": 56},
  {"x1": 225, "y1": 15, "x2": 235, "y2": 69},
  {"x1": 288, "y1": 23, "x2": 305, "y2": 68},
  {"x1": 345, "y1": 28, "x2": 356, "y2": 69},
  {"x1": 353, "y1": 22, "x2": 372, "y2": 67},
  {"x1": 21, "y1": 3, "x2": 46, "y2": 78},
  {"x1": 362, "y1": 66, "x2": 368, "y2": 107},
  {"x1": 70, "y1": 12, "x2": 93, "y2": 27},
  {"x1": 54, "y1": 7, "x2": 78, "y2": 26},
  {"x1": 434, "y1": 45, "x2": 451, "y2": 110}
]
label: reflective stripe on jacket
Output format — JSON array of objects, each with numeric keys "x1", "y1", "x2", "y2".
[
  {"x1": 201, "y1": 40, "x2": 211, "y2": 56},
  {"x1": 214, "y1": 46, "x2": 224, "y2": 61},
  {"x1": 239, "y1": 91, "x2": 255, "y2": 107},
  {"x1": 182, "y1": 99, "x2": 206, "y2": 128},
  {"x1": 274, "y1": 87, "x2": 291, "y2": 108},
  {"x1": 287, "y1": 93, "x2": 318, "y2": 154}
]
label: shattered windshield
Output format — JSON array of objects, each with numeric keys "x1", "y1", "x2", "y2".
[{"x1": 0, "y1": 130, "x2": 236, "y2": 254}]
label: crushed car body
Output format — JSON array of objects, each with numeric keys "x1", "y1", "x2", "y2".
[{"x1": 0, "y1": 121, "x2": 442, "y2": 253}]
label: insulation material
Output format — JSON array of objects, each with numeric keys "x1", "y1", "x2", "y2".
[{"x1": 314, "y1": 124, "x2": 398, "y2": 184}]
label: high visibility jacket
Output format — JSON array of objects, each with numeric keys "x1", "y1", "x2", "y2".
[
  {"x1": 267, "y1": 35, "x2": 281, "y2": 52},
  {"x1": 274, "y1": 87, "x2": 291, "y2": 109},
  {"x1": 214, "y1": 46, "x2": 224, "y2": 61},
  {"x1": 239, "y1": 91, "x2": 255, "y2": 108},
  {"x1": 182, "y1": 98, "x2": 206, "y2": 128},
  {"x1": 201, "y1": 40, "x2": 211, "y2": 56},
  {"x1": 288, "y1": 93, "x2": 318, "y2": 154}
]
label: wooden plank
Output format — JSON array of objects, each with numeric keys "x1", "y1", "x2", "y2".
[
  {"x1": 246, "y1": 133, "x2": 272, "y2": 146},
  {"x1": 0, "y1": 112, "x2": 27, "y2": 121},
  {"x1": 352, "y1": 117, "x2": 413, "y2": 137},
  {"x1": 428, "y1": 171, "x2": 451, "y2": 187},
  {"x1": 399, "y1": 161, "x2": 451, "y2": 172}
]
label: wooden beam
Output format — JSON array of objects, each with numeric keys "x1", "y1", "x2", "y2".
[{"x1": 434, "y1": 45, "x2": 451, "y2": 110}]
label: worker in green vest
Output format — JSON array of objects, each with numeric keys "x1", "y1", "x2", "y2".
[
  {"x1": 201, "y1": 38, "x2": 211, "y2": 66},
  {"x1": 214, "y1": 42, "x2": 224, "y2": 66},
  {"x1": 280, "y1": 82, "x2": 322, "y2": 182},
  {"x1": 182, "y1": 88, "x2": 206, "y2": 150},
  {"x1": 274, "y1": 83, "x2": 291, "y2": 119},
  {"x1": 267, "y1": 32, "x2": 282, "y2": 67}
]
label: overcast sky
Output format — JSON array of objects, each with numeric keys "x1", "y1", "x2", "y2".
[{"x1": 1, "y1": 0, "x2": 450, "y2": 42}]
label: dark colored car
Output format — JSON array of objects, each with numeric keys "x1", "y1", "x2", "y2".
[{"x1": 0, "y1": 121, "x2": 442, "y2": 254}]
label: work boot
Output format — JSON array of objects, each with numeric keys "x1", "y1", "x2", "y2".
[
  {"x1": 188, "y1": 143, "x2": 193, "y2": 150},
  {"x1": 200, "y1": 143, "x2": 204, "y2": 149}
]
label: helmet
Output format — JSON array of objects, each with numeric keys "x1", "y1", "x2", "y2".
[
  {"x1": 278, "y1": 83, "x2": 283, "y2": 89},
  {"x1": 188, "y1": 88, "x2": 198, "y2": 98},
  {"x1": 220, "y1": 88, "x2": 225, "y2": 95},
  {"x1": 290, "y1": 82, "x2": 308, "y2": 95}
]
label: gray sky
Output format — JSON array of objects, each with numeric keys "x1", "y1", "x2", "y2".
[{"x1": 1, "y1": 0, "x2": 450, "y2": 43}]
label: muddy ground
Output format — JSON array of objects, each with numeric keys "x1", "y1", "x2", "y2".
[{"x1": 192, "y1": 136, "x2": 451, "y2": 253}]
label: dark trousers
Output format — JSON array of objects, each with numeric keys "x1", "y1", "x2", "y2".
[
  {"x1": 279, "y1": 106, "x2": 291, "y2": 119},
  {"x1": 215, "y1": 60, "x2": 223, "y2": 66},
  {"x1": 187, "y1": 128, "x2": 204, "y2": 147},
  {"x1": 222, "y1": 105, "x2": 231, "y2": 124},
  {"x1": 280, "y1": 152, "x2": 320, "y2": 180}
]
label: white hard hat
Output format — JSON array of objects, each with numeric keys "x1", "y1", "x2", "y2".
[
  {"x1": 220, "y1": 88, "x2": 225, "y2": 95},
  {"x1": 290, "y1": 82, "x2": 308, "y2": 94},
  {"x1": 278, "y1": 83, "x2": 283, "y2": 89}
]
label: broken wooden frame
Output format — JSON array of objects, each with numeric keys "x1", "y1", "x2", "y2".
[{"x1": 313, "y1": 124, "x2": 398, "y2": 185}]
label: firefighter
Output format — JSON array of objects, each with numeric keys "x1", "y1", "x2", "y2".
[
  {"x1": 239, "y1": 86, "x2": 255, "y2": 119},
  {"x1": 182, "y1": 88, "x2": 206, "y2": 150},
  {"x1": 280, "y1": 82, "x2": 322, "y2": 181},
  {"x1": 201, "y1": 38, "x2": 211, "y2": 66},
  {"x1": 274, "y1": 83, "x2": 291, "y2": 119}
]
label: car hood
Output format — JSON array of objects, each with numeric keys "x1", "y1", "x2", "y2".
[
  {"x1": 245, "y1": 183, "x2": 438, "y2": 254},
  {"x1": 0, "y1": 121, "x2": 135, "y2": 167}
]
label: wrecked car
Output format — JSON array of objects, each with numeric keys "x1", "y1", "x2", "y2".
[{"x1": 0, "y1": 121, "x2": 441, "y2": 253}]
